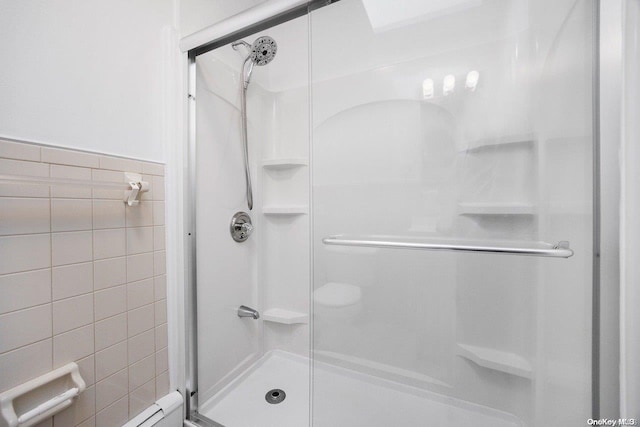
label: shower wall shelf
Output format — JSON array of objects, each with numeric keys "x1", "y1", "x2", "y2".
[
  {"x1": 456, "y1": 343, "x2": 532, "y2": 379},
  {"x1": 457, "y1": 202, "x2": 536, "y2": 216},
  {"x1": 461, "y1": 134, "x2": 536, "y2": 153},
  {"x1": 262, "y1": 158, "x2": 308, "y2": 169},
  {"x1": 262, "y1": 308, "x2": 308, "y2": 324},
  {"x1": 262, "y1": 206, "x2": 308, "y2": 215}
]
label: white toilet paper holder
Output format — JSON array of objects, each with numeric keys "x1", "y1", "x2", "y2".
[{"x1": 0, "y1": 362, "x2": 86, "y2": 427}]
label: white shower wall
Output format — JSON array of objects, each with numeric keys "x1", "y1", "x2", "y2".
[
  {"x1": 194, "y1": 13, "x2": 310, "y2": 404},
  {"x1": 310, "y1": 0, "x2": 593, "y2": 425},
  {"x1": 192, "y1": 0, "x2": 595, "y2": 424}
]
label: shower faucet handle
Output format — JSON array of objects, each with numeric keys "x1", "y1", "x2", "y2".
[
  {"x1": 230, "y1": 212, "x2": 253, "y2": 242},
  {"x1": 235, "y1": 221, "x2": 253, "y2": 240}
]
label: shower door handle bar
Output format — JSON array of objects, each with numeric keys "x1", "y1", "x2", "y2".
[{"x1": 322, "y1": 236, "x2": 574, "y2": 258}]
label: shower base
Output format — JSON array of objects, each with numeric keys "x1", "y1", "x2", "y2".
[{"x1": 198, "y1": 351, "x2": 522, "y2": 427}]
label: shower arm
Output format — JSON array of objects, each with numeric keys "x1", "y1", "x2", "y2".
[{"x1": 240, "y1": 55, "x2": 254, "y2": 210}]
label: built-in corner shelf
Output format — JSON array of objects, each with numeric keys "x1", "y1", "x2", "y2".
[
  {"x1": 262, "y1": 158, "x2": 308, "y2": 170},
  {"x1": 457, "y1": 202, "x2": 536, "y2": 216},
  {"x1": 262, "y1": 308, "x2": 308, "y2": 325},
  {"x1": 456, "y1": 343, "x2": 532, "y2": 379},
  {"x1": 262, "y1": 206, "x2": 308, "y2": 215},
  {"x1": 463, "y1": 134, "x2": 536, "y2": 153}
]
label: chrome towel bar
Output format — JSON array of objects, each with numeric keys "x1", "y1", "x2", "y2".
[{"x1": 322, "y1": 235, "x2": 574, "y2": 258}]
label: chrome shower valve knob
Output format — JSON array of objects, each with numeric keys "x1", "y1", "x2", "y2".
[
  {"x1": 230, "y1": 212, "x2": 253, "y2": 242},
  {"x1": 240, "y1": 222, "x2": 253, "y2": 236}
]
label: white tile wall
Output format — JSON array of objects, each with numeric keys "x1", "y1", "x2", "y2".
[
  {"x1": 95, "y1": 314, "x2": 127, "y2": 352},
  {"x1": 128, "y1": 379, "x2": 155, "y2": 419},
  {"x1": 95, "y1": 368, "x2": 128, "y2": 412},
  {"x1": 0, "y1": 139, "x2": 40, "y2": 161},
  {"x1": 0, "y1": 269, "x2": 51, "y2": 314},
  {"x1": 0, "y1": 198, "x2": 50, "y2": 235},
  {"x1": 126, "y1": 253, "x2": 154, "y2": 283},
  {"x1": 52, "y1": 262, "x2": 93, "y2": 300},
  {"x1": 95, "y1": 341, "x2": 128, "y2": 382},
  {"x1": 0, "y1": 234, "x2": 51, "y2": 275},
  {"x1": 93, "y1": 200, "x2": 126, "y2": 229},
  {"x1": 0, "y1": 305, "x2": 52, "y2": 353},
  {"x1": 93, "y1": 229, "x2": 126, "y2": 260},
  {"x1": 93, "y1": 257, "x2": 126, "y2": 290},
  {"x1": 51, "y1": 231, "x2": 93, "y2": 266},
  {"x1": 128, "y1": 355, "x2": 155, "y2": 391},
  {"x1": 0, "y1": 140, "x2": 168, "y2": 426},
  {"x1": 51, "y1": 165, "x2": 92, "y2": 199},
  {"x1": 127, "y1": 279, "x2": 154, "y2": 310},
  {"x1": 94, "y1": 286, "x2": 127, "y2": 321},
  {"x1": 127, "y1": 329, "x2": 154, "y2": 365},
  {"x1": 95, "y1": 395, "x2": 128, "y2": 427},
  {"x1": 52, "y1": 294, "x2": 94, "y2": 334},
  {"x1": 51, "y1": 199, "x2": 93, "y2": 232},
  {"x1": 0, "y1": 339, "x2": 52, "y2": 391}
]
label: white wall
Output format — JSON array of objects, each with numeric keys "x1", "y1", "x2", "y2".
[
  {"x1": 0, "y1": 0, "x2": 174, "y2": 162},
  {"x1": 599, "y1": 0, "x2": 622, "y2": 418},
  {"x1": 621, "y1": 0, "x2": 640, "y2": 419},
  {"x1": 180, "y1": 0, "x2": 267, "y2": 38}
]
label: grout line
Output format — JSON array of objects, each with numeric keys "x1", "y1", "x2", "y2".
[
  {"x1": 94, "y1": 311, "x2": 127, "y2": 325},
  {"x1": 0, "y1": 301, "x2": 54, "y2": 317},
  {"x1": 51, "y1": 288, "x2": 95, "y2": 304},
  {"x1": 124, "y1": 204, "x2": 131, "y2": 420},
  {"x1": 92, "y1": 285, "x2": 98, "y2": 423},
  {"x1": 49, "y1": 166, "x2": 54, "y2": 375},
  {"x1": 90, "y1": 193, "x2": 97, "y2": 427},
  {"x1": 0, "y1": 336, "x2": 52, "y2": 357},
  {"x1": 0, "y1": 229, "x2": 92, "y2": 238}
]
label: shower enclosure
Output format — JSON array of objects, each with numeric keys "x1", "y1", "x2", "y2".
[{"x1": 183, "y1": 0, "x2": 598, "y2": 425}]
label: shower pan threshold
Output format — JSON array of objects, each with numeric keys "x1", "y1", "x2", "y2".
[{"x1": 197, "y1": 350, "x2": 523, "y2": 427}]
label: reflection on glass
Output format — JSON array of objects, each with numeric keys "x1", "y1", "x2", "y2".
[{"x1": 311, "y1": 0, "x2": 594, "y2": 425}]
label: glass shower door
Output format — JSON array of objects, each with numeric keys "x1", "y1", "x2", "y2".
[{"x1": 310, "y1": 1, "x2": 594, "y2": 425}]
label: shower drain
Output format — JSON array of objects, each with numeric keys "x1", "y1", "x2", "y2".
[{"x1": 265, "y1": 388, "x2": 286, "y2": 404}]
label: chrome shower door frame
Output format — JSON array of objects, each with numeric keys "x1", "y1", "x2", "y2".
[
  {"x1": 182, "y1": 2, "x2": 325, "y2": 425},
  {"x1": 180, "y1": 0, "x2": 613, "y2": 425}
]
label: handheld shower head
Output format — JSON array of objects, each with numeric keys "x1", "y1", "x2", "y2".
[
  {"x1": 231, "y1": 35, "x2": 278, "y2": 210},
  {"x1": 233, "y1": 36, "x2": 278, "y2": 88},
  {"x1": 249, "y1": 36, "x2": 277, "y2": 66}
]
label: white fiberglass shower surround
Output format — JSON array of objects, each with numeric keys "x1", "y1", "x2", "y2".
[{"x1": 181, "y1": 0, "x2": 605, "y2": 426}]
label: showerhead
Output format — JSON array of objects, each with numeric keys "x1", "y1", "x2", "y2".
[
  {"x1": 249, "y1": 36, "x2": 277, "y2": 66},
  {"x1": 232, "y1": 36, "x2": 278, "y2": 88},
  {"x1": 231, "y1": 36, "x2": 278, "y2": 210}
]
